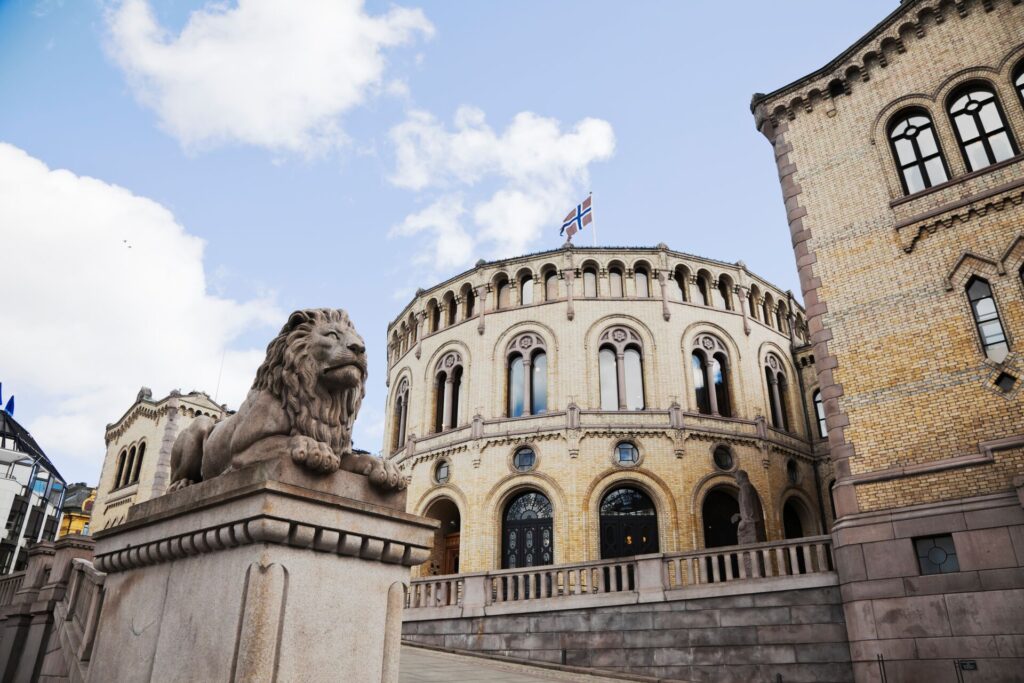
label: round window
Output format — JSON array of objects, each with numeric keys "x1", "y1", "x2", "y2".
[
  {"x1": 713, "y1": 446, "x2": 734, "y2": 471},
  {"x1": 616, "y1": 442, "x2": 639, "y2": 466},
  {"x1": 786, "y1": 459, "x2": 799, "y2": 485},
  {"x1": 434, "y1": 460, "x2": 450, "y2": 485},
  {"x1": 512, "y1": 447, "x2": 536, "y2": 472}
]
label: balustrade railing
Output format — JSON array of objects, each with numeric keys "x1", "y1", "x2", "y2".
[
  {"x1": 405, "y1": 536, "x2": 833, "y2": 616},
  {"x1": 0, "y1": 571, "x2": 25, "y2": 607}
]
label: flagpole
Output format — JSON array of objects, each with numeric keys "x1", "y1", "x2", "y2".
[{"x1": 590, "y1": 191, "x2": 597, "y2": 247}]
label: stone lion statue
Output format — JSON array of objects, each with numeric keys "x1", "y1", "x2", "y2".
[{"x1": 168, "y1": 308, "x2": 406, "y2": 492}]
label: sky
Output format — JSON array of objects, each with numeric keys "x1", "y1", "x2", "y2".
[{"x1": 0, "y1": 0, "x2": 896, "y2": 484}]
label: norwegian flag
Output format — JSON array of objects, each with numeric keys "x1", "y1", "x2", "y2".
[{"x1": 560, "y1": 195, "x2": 592, "y2": 239}]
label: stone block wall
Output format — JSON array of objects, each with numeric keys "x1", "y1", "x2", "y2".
[{"x1": 403, "y1": 584, "x2": 853, "y2": 683}]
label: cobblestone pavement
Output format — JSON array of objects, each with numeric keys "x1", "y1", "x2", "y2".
[{"x1": 398, "y1": 645, "x2": 625, "y2": 683}]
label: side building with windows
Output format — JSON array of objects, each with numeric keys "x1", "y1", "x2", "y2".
[
  {"x1": 0, "y1": 410, "x2": 66, "y2": 574},
  {"x1": 751, "y1": 0, "x2": 1024, "y2": 679},
  {"x1": 90, "y1": 387, "x2": 228, "y2": 531},
  {"x1": 384, "y1": 244, "x2": 832, "y2": 576}
]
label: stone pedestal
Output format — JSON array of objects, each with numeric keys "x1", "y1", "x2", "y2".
[{"x1": 88, "y1": 459, "x2": 435, "y2": 683}]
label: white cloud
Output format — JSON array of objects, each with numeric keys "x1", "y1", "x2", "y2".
[
  {"x1": 0, "y1": 143, "x2": 282, "y2": 480},
  {"x1": 105, "y1": 0, "x2": 433, "y2": 154},
  {"x1": 388, "y1": 107, "x2": 614, "y2": 270}
]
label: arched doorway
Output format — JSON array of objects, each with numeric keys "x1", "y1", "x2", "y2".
[
  {"x1": 600, "y1": 487, "x2": 659, "y2": 559},
  {"x1": 424, "y1": 498, "x2": 461, "y2": 575},
  {"x1": 702, "y1": 488, "x2": 740, "y2": 548},
  {"x1": 502, "y1": 491, "x2": 553, "y2": 569},
  {"x1": 783, "y1": 497, "x2": 812, "y2": 539}
]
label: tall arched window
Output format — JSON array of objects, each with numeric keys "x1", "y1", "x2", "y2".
[
  {"x1": 520, "y1": 275, "x2": 534, "y2": 305},
  {"x1": 598, "y1": 326, "x2": 645, "y2": 410},
  {"x1": 813, "y1": 389, "x2": 827, "y2": 439},
  {"x1": 113, "y1": 449, "x2": 127, "y2": 490},
  {"x1": 748, "y1": 287, "x2": 760, "y2": 320},
  {"x1": 764, "y1": 355, "x2": 791, "y2": 431},
  {"x1": 696, "y1": 273, "x2": 712, "y2": 306},
  {"x1": 123, "y1": 446, "x2": 137, "y2": 487},
  {"x1": 582, "y1": 266, "x2": 598, "y2": 298},
  {"x1": 391, "y1": 378, "x2": 410, "y2": 452},
  {"x1": 600, "y1": 487, "x2": 659, "y2": 559},
  {"x1": 1015, "y1": 61, "x2": 1024, "y2": 105},
  {"x1": 634, "y1": 266, "x2": 650, "y2": 298},
  {"x1": 463, "y1": 288, "x2": 476, "y2": 318},
  {"x1": 429, "y1": 301, "x2": 441, "y2": 333},
  {"x1": 544, "y1": 271, "x2": 559, "y2": 300},
  {"x1": 948, "y1": 84, "x2": 1018, "y2": 172},
  {"x1": 673, "y1": 266, "x2": 689, "y2": 302},
  {"x1": 776, "y1": 303, "x2": 789, "y2": 334},
  {"x1": 433, "y1": 351, "x2": 465, "y2": 432},
  {"x1": 717, "y1": 276, "x2": 734, "y2": 311},
  {"x1": 762, "y1": 294, "x2": 774, "y2": 327},
  {"x1": 888, "y1": 109, "x2": 949, "y2": 194},
  {"x1": 691, "y1": 335, "x2": 732, "y2": 417},
  {"x1": 502, "y1": 491, "x2": 553, "y2": 569},
  {"x1": 966, "y1": 277, "x2": 1009, "y2": 362},
  {"x1": 609, "y1": 266, "x2": 624, "y2": 297},
  {"x1": 131, "y1": 441, "x2": 145, "y2": 484},
  {"x1": 496, "y1": 277, "x2": 511, "y2": 309},
  {"x1": 506, "y1": 334, "x2": 548, "y2": 417},
  {"x1": 444, "y1": 293, "x2": 457, "y2": 326}
]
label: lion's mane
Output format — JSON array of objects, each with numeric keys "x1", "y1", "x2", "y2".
[{"x1": 251, "y1": 308, "x2": 364, "y2": 456}]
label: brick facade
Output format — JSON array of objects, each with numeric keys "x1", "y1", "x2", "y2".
[{"x1": 752, "y1": 0, "x2": 1024, "y2": 679}]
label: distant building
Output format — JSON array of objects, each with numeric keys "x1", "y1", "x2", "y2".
[
  {"x1": 91, "y1": 387, "x2": 228, "y2": 531},
  {"x1": 0, "y1": 411, "x2": 66, "y2": 574},
  {"x1": 58, "y1": 483, "x2": 96, "y2": 537}
]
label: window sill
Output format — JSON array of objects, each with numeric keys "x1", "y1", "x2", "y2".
[{"x1": 891, "y1": 153, "x2": 1024, "y2": 252}]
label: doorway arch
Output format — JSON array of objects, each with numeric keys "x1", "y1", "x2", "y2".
[
  {"x1": 424, "y1": 498, "x2": 461, "y2": 575},
  {"x1": 599, "y1": 486, "x2": 660, "y2": 559},
  {"x1": 501, "y1": 490, "x2": 553, "y2": 569}
]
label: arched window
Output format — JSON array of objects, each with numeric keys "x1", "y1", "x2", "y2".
[
  {"x1": 123, "y1": 446, "x2": 137, "y2": 487},
  {"x1": 609, "y1": 267, "x2": 624, "y2": 297},
  {"x1": 502, "y1": 491, "x2": 553, "y2": 569},
  {"x1": 948, "y1": 84, "x2": 1018, "y2": 172},
  {"x1": 463, "y1": 288, "x2": 476, "y2": 318},
  {"x1": 507, "y1": 334, "x2": 548, "y2": 417},
  {"x1": 496, "y1": 278, "x2": 511, "y2": 309},
  {"x1": 762, "y1": 294, "x2": 774, "y2": 327},
  {"x1": 444, "y1": 294, "x2": 457, "y2": 326},
  {"x1": 966, "y1": 277, "x2": 1009, "y2": 362},
  {"x1": 600, "y1": 487, "x2": 659, "y2": 559},
  {"x1": 783, "y1": 498, "x2": 812, "y2": 540},
  {"x1": 391, "y1": 378, "x2": 410, "y2": 452},
  {"x1": 813, "y1": 390, "x2": 827, "y2": 439},
  {"x1": 764, "y1": 355, "x2": 791, "y2": 431},
  {"x1": 598, "y1": 326, "x2": 645, "y2": 410},
  {"x1": 888, "y1": 109, "x2": 949, "y2": 194},
  {"x1": 429, "y1": 302, "x2": 441, "y2": 333},
  {"x1": 696, "y1": 273, "x2": 711, "y2": 306},
  {"x1": 131, "y1": 441, "x2": 145, "y2": 484},
  {"x1": 717, "y1": 276, "x2": 733, "y2": 311},
  {"x1": 433, "y1": 351, "x2": 465, "y2": 432},
  {"x1": 748, "y1": 287, "x2": 760, "y2": 320},
  {"x1": 113, "y1": 450, "x2": 127, "y2": 490},
  {"x1": 1015, "y1": 61, "x2": 1024, "y2": 105},
  {"x1": 582, "y1": 266, "x2": 598, "y2": 298},
  {"x1": 520, "y1": 275, "x2": 534, "y2": 305},
  {"x1": 634, "y1": 267, "x2": 650, "y2": 298},
  {"x1": 692, "y1": 335, "x2": 732, "y2": 417},
  {"x1": 544, "y1": 270, "x2": 559, "y2": 300},
  {"x1": 673, "y1": 266, "x2": 689, "y2": 302},
  {"x1": 776, "y1": 303, "x2": 788, "y2": 334}
]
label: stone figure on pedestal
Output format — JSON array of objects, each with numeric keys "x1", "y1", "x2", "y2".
[{"x1": 735, "y1": 469, "x2": 758, "y2": 546}]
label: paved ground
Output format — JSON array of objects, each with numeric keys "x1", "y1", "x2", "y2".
[{"x1": 398, "y1": 645, "x2": 625, "y2": 683}]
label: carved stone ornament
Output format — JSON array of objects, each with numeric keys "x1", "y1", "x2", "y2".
[
  {"x1": 437, "y1": 351, "x2": 463, "y2": 370},
  {"x1": 445, "y1": 355, "x2": 455, "y2": 368},
  {"x1": 701, "y1": 337, "x2": 715, "y2": 350},
  {"x1": 168, "y1": 308, "x2": 406, "y2": 494},
  {"x1": 520, "y1": 336, "x2": 534, "y2": 349},
  {"x1": 612, "y1": 329, "x2": 628, "y2": 343},
  {"x1": 768, "y1": 355, "x2": 779, "y2": 370}
]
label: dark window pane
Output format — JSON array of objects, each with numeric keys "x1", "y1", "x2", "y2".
[
  {"x1": 600, "y1": 348, "x2": 618, "y2": 410},
  {"x1": 692, "y1": 353, "x2": 710, "y2": 414},
  {"x1": 531, "y1": 352, "x2": 547, "y2": 413},
  {"x1": 508, "y1": 356, "x2": 525, "y2": 417}
]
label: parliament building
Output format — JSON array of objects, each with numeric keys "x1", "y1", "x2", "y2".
[{"x1": 383, "y1": 245, "x2": 833, "y2": 576}]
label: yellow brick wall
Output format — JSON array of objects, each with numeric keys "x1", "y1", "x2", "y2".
[{"x1": 754, "y1": 0, "x2": 1024, "y2": 514}]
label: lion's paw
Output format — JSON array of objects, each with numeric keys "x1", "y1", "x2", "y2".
[
  {"x1": 366, "y1": 457, "x2": 408, "y2": 491},
  {"x1": 168, "y1": 479, "x2": 194, "y2": 492},
  {"x1": 289, "y1": 435, "x2": 340, "y2": 474}
]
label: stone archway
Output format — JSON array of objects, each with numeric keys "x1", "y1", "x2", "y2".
[
  {"x1": 424, "y1": 498, "x2": 461, "y2": 575},
  {"x1": 599, "y1": 486, "x2": 660, "y2": 559}
]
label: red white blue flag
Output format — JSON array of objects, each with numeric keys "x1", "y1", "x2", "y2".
[{"x1": 560, "y1": 195, "x2": 592, "y2": 239}]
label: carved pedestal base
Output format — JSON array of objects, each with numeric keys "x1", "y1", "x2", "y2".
[{"x1": 88, "y1": 459, "x2": 435, "y2": 683}]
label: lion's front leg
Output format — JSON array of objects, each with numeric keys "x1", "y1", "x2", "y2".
[
  {"x1": 341, "y1": 452, "x2": 408, "y2": 491},
  {"x1": 288, "y1": 435, "x2": 340, "y2": 473}
]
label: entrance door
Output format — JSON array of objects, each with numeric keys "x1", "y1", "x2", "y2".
[
  {"x1": 502, "y1": 491, "x2": 553, "y2": 569},
  {"x1": 443, "y1": 533, "x2": 460, "y2": 574},
  {"x1": 599, "y1": 487, "x2": 659, "y2": 559}
]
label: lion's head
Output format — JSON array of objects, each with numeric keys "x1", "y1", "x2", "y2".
[{"x1": 253, "y1": 308, "x2": 367, "y2": 456}]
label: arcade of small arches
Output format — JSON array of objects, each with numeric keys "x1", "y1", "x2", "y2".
[
  {"x1": 110, "y1": 440, "x2": 146, "y2": 491},
  {"x1": 388, "y1": 255, "x2": 806, "y2": 366},
  {"x1": 389, "y1": 324, "x2": 806, "y2": 452},
  {"x1": 415, "y1": 441, "x2": 823, "y2": 576}
]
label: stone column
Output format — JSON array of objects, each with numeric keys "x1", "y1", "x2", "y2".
[
  {"x1": 475, "y1": 285, "x2": 487, "y2": 335},
  {"x1": 768, "y1": 375, "x2": 784, "y2": 429},
  {"x1": 522, "y1": 356, "x2": 533, "y2": 416},
  {"x1": 414, "y1": 312, "x2": 425, "y2": 359},
  {"x1": 707, "y1": 360, "x2": 720, "y2": 417},
  {"x1": 615, "y1": 351, "x2": 627, "y2": 410},
  {"x1": 442, "y1": 376, "x2": 455, "y2": 431},
  {"x1": 563, "y1": 269, "x2": 575, "y2": 321},
  {"x1": 88, "y1": 460, "x2": 434, "y2": 683},
  {"x1": 398, "y1": 398, "x2": 408, "y2": 448},
  {"x1": 737, "y1": 286, "x2": 751, "y2": 336}
]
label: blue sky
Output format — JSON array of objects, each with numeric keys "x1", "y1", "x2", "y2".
[{"x1": 1, "y1": 0, "x2": 895, "y2": 483}]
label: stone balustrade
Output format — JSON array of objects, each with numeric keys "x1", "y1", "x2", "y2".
[
  {"x1": 0, "y1": 571, "x2": 25, "y2": 608},
  {"x1": 404, "y1": 535, "x2": 834, "y2": 621}
]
